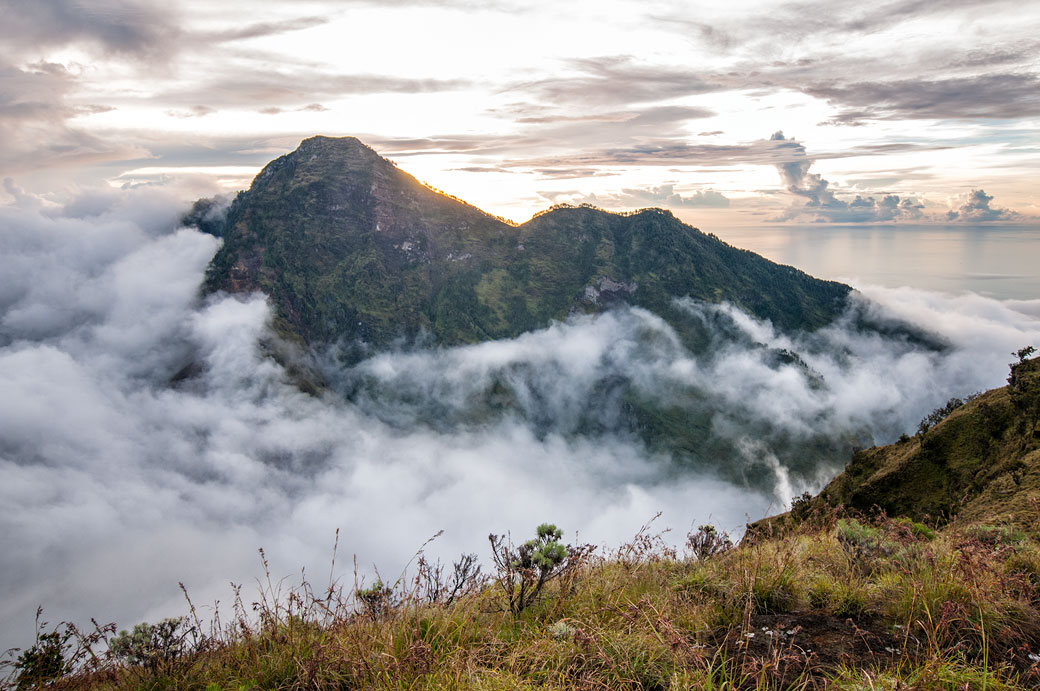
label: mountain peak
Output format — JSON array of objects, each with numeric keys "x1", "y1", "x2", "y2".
[
  {"x1": 248, "y1": 135, "x2": 391, "y2": 190},
  {"x1": 294, "y1": 134, "x2": 381, "y2": 160},
  {"x1": 203, "y1": 136, "x2": 851, "y2": 350}
]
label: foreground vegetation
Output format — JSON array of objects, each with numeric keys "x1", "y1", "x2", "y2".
[{"x1": 6, "y1": 510, "x2": 1040, "y2": 690}]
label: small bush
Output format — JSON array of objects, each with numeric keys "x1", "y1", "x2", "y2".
[
  {"x1": 489, "y1": 523, "x2": 588, "y2": 616},
  {"x1": 686, "y1": 524, "x2": 733, "y2": 561},
  {"x1": 751, "y1": 574, "x2": 798, "y2": 614},
  {"x1": 108, "y1": 617, "x2": 194, "y2": 672},
  {"x1": 917, "y1": 396, "x2": 967, "y2": 435},
  {"x1": 790, "y1": 492, "x2": 815, "y2": 522},
  {"x1": 13, "y1": 628, "x2": 71, "y2": 690},
  {"x1": 355, "y1": 579, "x2": 398, "y2": 619}
]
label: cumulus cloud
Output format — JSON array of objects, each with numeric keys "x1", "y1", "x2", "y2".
[
  {"x1": 769, "y1": 131, "x2": 994, "y2": 223},
  {"x1": 1, "y1": 185, "x2": 1039, "y2": 656},
  {"x1": 946, "y1": 188, "x2": 1018, "y2": 222}
]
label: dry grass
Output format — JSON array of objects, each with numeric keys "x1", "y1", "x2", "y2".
[{"x1": 4, "y1": 515, "x2": 1040, "y2": 690}]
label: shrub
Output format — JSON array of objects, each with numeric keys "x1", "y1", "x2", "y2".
[
  {"x1": 790, "y1": 492, "x2": 815, "y2": 522},
  {"x1": 917, "y1": 396, "x2": 966, "y2": 435},
  {"x1": 13, "y1": 628, "x2": 71, "y2": 690},
  {"x1": 751, "y1": 572, "x2": 798, "y2": 614},
  {"x1": 108, "y1": 617, "x2": 193, "y2": 672},
  {"x1": 686, "y1": 524, "x2": 733, "y2": 561},
  {"x1": 489, "y1": 523, "x2": 586, "y2": 616},
  {"x1": 807, "y1": 582, "x2": 832, "y2": 610},
  {"x1": 355, "y1": 579, "x2": 398, "y2": 619}
]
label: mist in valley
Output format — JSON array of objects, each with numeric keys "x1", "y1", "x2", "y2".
[{"x1": 2, "y1": 187, "x2": 1038, "y2": 652}]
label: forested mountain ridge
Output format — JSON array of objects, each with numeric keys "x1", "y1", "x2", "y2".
[{"x1": 200, "y1": 136, "x2": 851, "y2": 353}]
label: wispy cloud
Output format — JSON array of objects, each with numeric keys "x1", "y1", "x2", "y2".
[
  {"x1": 0, "y1": 0, "x2": 181, "y2": 59},
  {"x1": 513, "y1": 56, "x2": 728, "y2": 106},
  {"x1": 540, "y1": 184, "x2": 729, "y2": 209},
  {"x1": 809, "y1": 74, "x2": 1040, "y2": 123}
]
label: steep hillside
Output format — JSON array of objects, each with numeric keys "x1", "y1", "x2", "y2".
[
  {"x1": 759, "y1": 354, "x2": 1040, "y2": 533},
  {"x1": 202, "y1": 136, "x2": 851, "y2": 354}
]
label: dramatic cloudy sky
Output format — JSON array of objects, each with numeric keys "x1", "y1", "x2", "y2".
[
  {"x1": 2, "y1": 0, "x2": 1039, "y2": 225},
  {"x1": 2, "y1": 0, "x2": 1040, "y2": 652}
]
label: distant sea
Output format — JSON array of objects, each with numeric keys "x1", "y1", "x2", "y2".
[{"x1": 715, "y1": 224, "x2": 1040, "y2": 301}]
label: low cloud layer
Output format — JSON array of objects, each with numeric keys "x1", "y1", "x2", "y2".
[{"x1": 1, "y1": 188, "x2": 1039, "y2": 654}]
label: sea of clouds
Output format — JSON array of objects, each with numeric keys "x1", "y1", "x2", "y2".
[{"x1": 1, "y1": 186, "x2": 1038, "y2": 652}]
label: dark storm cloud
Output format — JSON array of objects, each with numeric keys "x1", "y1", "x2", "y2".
[{"x1": 809, "y1": 74, "x2": 1040, "y2": 123}]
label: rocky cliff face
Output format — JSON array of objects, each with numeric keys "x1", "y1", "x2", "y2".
[{"x1": 202, "y1": 135, "x2": 852, "y2": 354}]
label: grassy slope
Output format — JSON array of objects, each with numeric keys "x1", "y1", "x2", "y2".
[
  {"x1": 802, "y1": 356, "x2": 1040, "y2": 533},
  {"x1": 13, "y1": 515, "x2": 1040, "y2": 690}
]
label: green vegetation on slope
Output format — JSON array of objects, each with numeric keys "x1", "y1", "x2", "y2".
[
  {"x1": 201, "y1": 136, "x2": 851, "y2": 354},
  {"x1": 780, "y1": 354, "x2": 1040, "y2": 532}
]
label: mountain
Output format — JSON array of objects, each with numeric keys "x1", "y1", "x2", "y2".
[
  {"x1": 754, "y1": 354, "x2": 1040, "y2": 533},
  {"x1": 201, "y1": 136, "x2": 851, "y2": 355}
]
